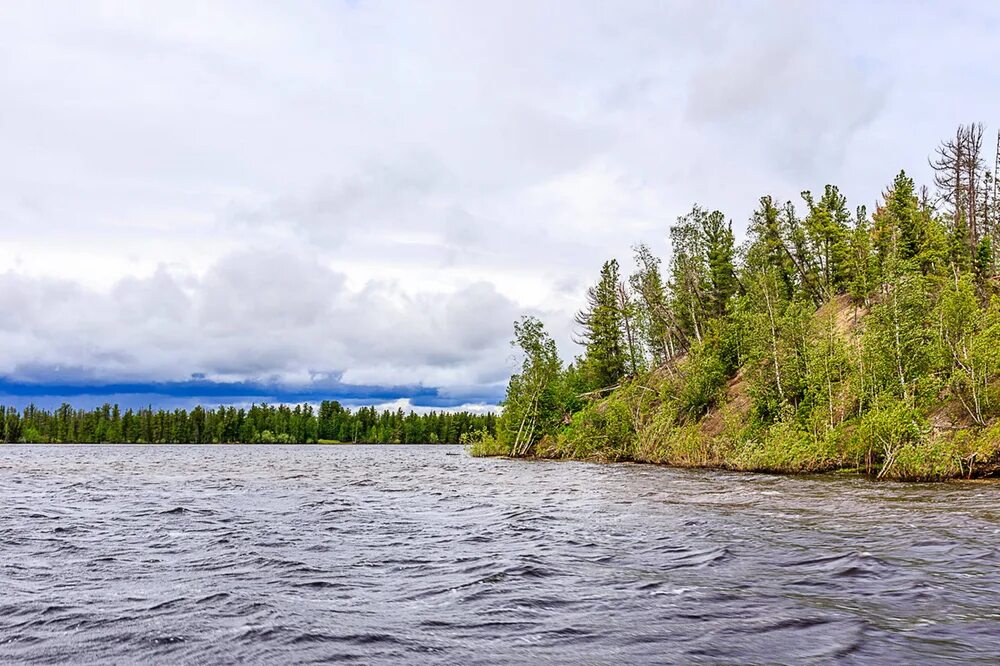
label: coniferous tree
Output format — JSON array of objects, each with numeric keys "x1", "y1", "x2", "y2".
[
  {"x1": 873, "y1": 171, "x2": 923, "y2": 272},
  {"x1": 975, "y1": 236, "x2": 993, "y2": 287},
  {"x1": 747, "y1": 196, "x2": 796, "y2": 300},
  {"x1": 801, "y1": 185, "x2": 851, "y2": 296},
  {"x1": 701, "y1": 209, "x2": 739, "y2": 316},
  {"x1": 848, "y1": 205, "x2": 878, "y2": 306},
  {"x1": 781, "y1": 201, "x2": 825, "y2": 305},
  {"x1": 576, "y1": 259, "x2": 628, "y2": 389}
]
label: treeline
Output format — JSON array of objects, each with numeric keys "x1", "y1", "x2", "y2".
[
  {"x1": 475, "y1": 123, "x2": 1000, "y2": 480},
  {"x1": 1, "y1": 401, "x2": 496, "y2": 444}
]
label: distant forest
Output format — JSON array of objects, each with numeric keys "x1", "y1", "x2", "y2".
[{"x1": 0, "y1": 401, "x2": 496, "y2": 444}]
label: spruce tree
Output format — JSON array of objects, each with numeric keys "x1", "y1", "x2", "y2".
[
  {"x1": 801, "y1": 185, "x2": 851, "y2": 296},
  {"x1": 576, "y1": 259, "x2": 628, "y2": 389},
  {"x1": 847, "y1": 205, "x2": 878, "y2": 305},
  {"x1": 701, "y1": 210, "x2": 738, "y2": 316}
]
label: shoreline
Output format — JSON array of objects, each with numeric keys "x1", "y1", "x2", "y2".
[
  {"x1": 0, "y1": 441, "x2": 465, "y2": 446},
  {"x1": 474, "y1": 452, "x2": 1000, "y2": 483}
]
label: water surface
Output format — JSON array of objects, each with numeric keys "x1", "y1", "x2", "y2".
[{"x1": 1, "y1": 445, "x2": 998, "y2": 664}]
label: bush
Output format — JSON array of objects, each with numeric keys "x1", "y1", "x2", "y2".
[
  {"x1": 633, "y1": 418, "x2": 714, "y2": 466},
  {"x1": 676, "y1": 341, "x2": 727, "y2": 420},
  {"x1": 883, "y1": 439, "x2": 963, "y2": 481},
  {"x1": 552, "y1": 394, "x2": 637, "y2": 461},
  {"x1": 467, "y1": 433, "x2": 511, "y2": 457},
  {"x1": 733, "y1": 420, "x2": 841, "y2": 473}
]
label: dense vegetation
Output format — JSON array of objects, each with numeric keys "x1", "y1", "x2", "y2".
[
  {"x1": 0, "y1": 401, "x2": 495, "y2": 445},
  {"x1": 473, "y1": 123, "x2": 1000, "y2": 480}
]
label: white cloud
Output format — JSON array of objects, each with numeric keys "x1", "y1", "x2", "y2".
[
  {"x1": 1, "y1": 1, "x2": 998, "y2": 403},
  {"x1": 364, "y1": 398, "x2": 498, "y2": 417},
  {"x1": 0, "y1": 249, "x2": 522, "y2": 392}
]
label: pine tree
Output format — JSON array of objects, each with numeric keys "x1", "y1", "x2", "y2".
[
  {"x1": 747, "y1": 196, "x2": 795, "y2": 299},
  {"x1": 701, "y1": 209, "x2": 738, "y2": 316},
  {"x1": 576, "y1": 259, "x2": 628, "y2": 389},
  {"x1": 781, "y1": 201, "x2": 825, "y2": 304},
  {"x1": 975, "y1": 235, "x2": 993, "y2": 286},
  {"x1": 801, "y1": 185, "x2": 851, "y2": 296},
  {"x1": 848, "y1": 205, "x2": 877, "y2": 305}
]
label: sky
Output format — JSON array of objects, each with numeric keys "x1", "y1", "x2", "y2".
[{"x1": 1, "y1": 0, "x2": 999, "y2": 412}]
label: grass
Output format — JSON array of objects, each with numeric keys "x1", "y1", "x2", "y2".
[{"x1": 470, "y1": 369, "x2": 1000, "y2": 481}]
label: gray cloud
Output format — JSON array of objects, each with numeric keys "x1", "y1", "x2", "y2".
[
  {"x1": 0, "y1": 249, "x2": 520, "y2": 391},
  {"x1": 684, "y1": 3, "x2": 887, "y2": 177},
  {"x1": 1, "y1": 1, "x2": 998, "y2": 403}
]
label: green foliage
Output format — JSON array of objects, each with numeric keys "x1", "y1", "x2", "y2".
[
  {"x1": 936, "y1": 288, "x2": 1000, "y2": 424},
  {"x1": 975, "y1": 235, "x2": 993, "y2": 285},
  {"x1": 860, "y1": 269, "x2": 935, "y2": 401},
  {"x1": 886, "y1": 440, "x2": 963, "y2": 481},
  {"x1": 630, "y1": 244, "x2": 674, "y2": 365},
  {"x1": 576, "y1": 260, "x2": 628, "y2": 389},
  {"x1": 466, "y1": 432, "x2": 509, "y2": 457},
  {"x1": 701, "y1": 210, "x2": 738, "y2": 316},
  {"x1": 853, "y1": 395, "x2": 928, "y2": 477},
  {"x1": 800, "y1": 303, "x2": 853, "y2": 435},
  {"x1": 485, "y1": 316, "x2": 566, "y2": 457},
  {"x1": 848, "y1": 206, "x2": 878, "y2": 304},
  {"x1": 487, "y1": 124, "x2": 1000, "y2": 480},
  {"x1": 0, "y1": 401, "x2": 494, "y2": 445},
  {"x1": 802, "y1": 185, "x2": 851, "y2": 295},
  {"x1": 633, "y1": 420, "x2": 714, "y2": 467},
  {"x1": 675, "y1": 339, "x2": 727, "y2": 420},
  {"x1": 874, "y1": 171, "x2": 921, "y2": 265},
  {"x1": 948, "y1": 210, "x2": 972, "y2": 273},
  {"x1": 668, "y1": 208, "x2": 711, "y2": 344},
  {"x1": 747, "y1": 196, "x2": 796, "y2": 300},
  {"x1": 964, "y1": 422, "x2": 1000, "y2": 475},
  {"x1": 552, "y1": 397, "x2": 636, "y2": 461},
  {"x1": 734, "y1": 420, "x2": 841, "y2": 474}
]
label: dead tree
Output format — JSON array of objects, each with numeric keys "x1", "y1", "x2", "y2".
[{"x1": 931, "y1": 123, "x2": 985, "y2": 258}]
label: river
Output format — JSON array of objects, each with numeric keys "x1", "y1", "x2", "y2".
[{"x1": 1, "y1": 444, "x2": 998, "y2": 664}]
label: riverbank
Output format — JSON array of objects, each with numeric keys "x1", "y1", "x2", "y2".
[
  {"x1": 470, "y1": 443, "x2": 1000, "y2": 482},
  {"x1": 470, "y1": 376, "x2": 1000, "y2": 482},
  {"x1": 476, "y1": 283, "x2": 1000, "y2": 482},
  {"x1": 471, "y1": 298, "x2": 1000, "y2": 482}
]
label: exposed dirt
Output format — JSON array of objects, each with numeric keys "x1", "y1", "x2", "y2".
[{"x1": 700, "y1": 371, "x2": 750, "y2": 438}]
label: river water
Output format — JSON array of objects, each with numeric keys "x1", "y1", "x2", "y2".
[{"x1": 1, "y1": 445, "x2": 998, "y2": 664}]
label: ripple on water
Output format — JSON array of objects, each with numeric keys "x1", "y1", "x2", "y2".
[{"x1": 0, "y1": 444, "x2": 999, "y2": 664}]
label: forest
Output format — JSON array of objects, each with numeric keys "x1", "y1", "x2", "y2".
[
  {"x1": 0, "y1": 400, "x2": 495, "y2": 445},
  {"x1": 473, "y1": 123, "x2": 1000, "y2": 481}
]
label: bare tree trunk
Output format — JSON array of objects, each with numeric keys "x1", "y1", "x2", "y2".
[
  {"x1": 826, "y1": 309, "x2": 835, "y2": 430},
  {"x1": 891, "y1": 283, "x2": 907, "y2": 400},
  {"x1": 763, "y1": 275, "x2": 784, "y2": 401},
  {"x1": 967, "y1": 123, "x2": 984, "y2": 252},
  {"x1": 993, "y1": 130, "x2": 1000, "y2": 273},
  {"x1": 617, "y1": 282, "x2": 639, "y2": 375},
  {"x1": 689, "y1": 298, "x2": 702, "y2": 344}
]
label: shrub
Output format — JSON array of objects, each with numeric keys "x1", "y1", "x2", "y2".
[
  {"x1": 734, "y1": 420, "x2": 841, "y2": 473},
  {"x1": 676, "y1": 341, "x2": 727, "y2": 420}
]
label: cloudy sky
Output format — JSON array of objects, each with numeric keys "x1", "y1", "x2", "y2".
[{"x1": 1, "y1": 1, "x2": 998, "y2": 411}]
